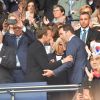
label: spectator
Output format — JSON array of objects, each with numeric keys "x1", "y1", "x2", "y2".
[
  {"x1": 43, "y1": 5, "x2": 69, "y2": 25},
  {"x1": 85, "y1": 55, "x2": 100, "y2": 100},
  {"x1": 75, "y1": 12, "x2": 98, "y2": 49}
]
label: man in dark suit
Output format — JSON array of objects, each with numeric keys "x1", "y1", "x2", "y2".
[
  {"x1": 43, "y1": 24, "x2": 88, "y2": 100},
  {"x1": 75, "y1": 12, "x2": 98, "y2": 48},
  {"x1": 25, "y1": 25, "x2": 72, "y2": 82},
  {"x1": 3, "y1": 23, "x2": 34, "y2": 83},
  {"x1": 0, "y1": 31, "x2": 16, "y2": 83}
]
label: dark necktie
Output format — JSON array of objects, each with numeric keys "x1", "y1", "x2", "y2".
[
  {"x1": 16, "y1": 37, "x2": 20, "y2": 46},
  {"x1": 82, "y1": 29, "x2": 86, "y2": 43}
]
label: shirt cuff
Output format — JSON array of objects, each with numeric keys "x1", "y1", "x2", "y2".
[
  {"x1": 0, "y1": 43, "x2": 3, "y2": 51},
  {"x1": 0, "y1": 57, "x2": 2, "y2": 64}
]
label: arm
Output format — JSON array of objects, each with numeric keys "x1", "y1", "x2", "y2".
[{"x1": 0, "y1": 46, "x2": 16, "y2": 69}]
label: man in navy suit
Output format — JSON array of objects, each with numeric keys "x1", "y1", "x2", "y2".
[
  {"x1": 43, "y1": 24, "x2": 88, "y2": 84},
  {"x1": 3, "y1": 22, "x2": 34, "y2": 83},
  {"x1": 75, "y1": 12, "x2": 98, "y2": 48},
  {"x1": 43, "y1": 24, "x2": 88, "y2": 99}
]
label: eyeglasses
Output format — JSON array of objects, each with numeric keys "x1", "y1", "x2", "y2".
[{"x1": 53, "y1": 10, "x2": 60, "y2": 12}]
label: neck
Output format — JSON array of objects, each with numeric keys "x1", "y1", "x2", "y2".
[{"x1": 38, "y1": 39, "x2": 44, "y2": 45}]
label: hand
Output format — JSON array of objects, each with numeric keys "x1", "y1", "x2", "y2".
[
  {"x1": 2, "y1": 19, "x2": 9, "y2": 32},
  {"x1": 43, "y1": 16, "x2": 50, "y2": 25},
  {"x1": 85, "y1": 67, "x2": 93, "y2": 81},
  {"x1": 42, "y1": 69, "x2": 55, "y2": 77},
  {"x1": 63, "y1": 55, "x2": 73, "y2": 63},
  {"x1": 0, "y1": 31, "x2": 3, "y2": 43},
  {"x1": 74, "y1": 92, "x2": 83, "y2": 100},
  {"x1": 85, "y1": 45, "x2": 91, "y2": 60}
]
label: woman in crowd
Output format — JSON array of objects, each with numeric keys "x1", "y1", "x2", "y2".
[
  {"x1": 43, "y1": 5, "x2": 69, "y2": 25},
  {"x1": 85, "y1": 55, "x2": 100, "y2": 100},
  {"x1": 24, "y1": 0, "x2": 40, "y2": 30}
]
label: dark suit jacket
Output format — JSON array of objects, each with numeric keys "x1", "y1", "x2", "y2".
[
  {"x1": 75, "y1": 28, "x2": 98, "y2": 48},
  {"x1": 26, "y1": 40, "x2": 62, "y2": 82},
  {"x1": 53, "y1": 36, "x2": 88, "y2": 84},
  {"x1": 3, "y1": 30, "x2": 34, "y2": 73},
  {"x1": 0, "y1": 45, "x2": 16, "y2": 83},
  {"x1": 47, "y1": 52, "x2": 68, "y2": 85}
]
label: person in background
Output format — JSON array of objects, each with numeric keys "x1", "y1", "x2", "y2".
[
  {"x1": 43, "y1": 5, "x2": 69, "y2": 25},
  {"x1": 75, "y1": 12, "x2": 98, "y2": 49},
  {"x1": 57, "y1": 0, "x2": 86, "y2": 20},
  {"x1": 0, "y1": 1, "x2": 8, "y2": 31},
  {"x1": 84, "y1": 55, "x2": 100, "y2": 100}
]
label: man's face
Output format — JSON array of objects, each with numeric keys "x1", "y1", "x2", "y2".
[
  {"x1": 53, "y1": 7, "x2": 64, "y2": 18},
  {"x1": 59, "y1": 28, "x2": 68, "y2": 42},
  {"x1": 44, "y1": 30, "x2": 53, "y2": 44},
  {"x1": 13, "y1": 26, "x2": 23, "y2": 36},
  {"x1": 80, "y1": 14, "x2": 90, "y2": 28}
]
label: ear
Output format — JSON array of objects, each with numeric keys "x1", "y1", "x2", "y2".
[{"x1": 62, "y1": 11, "x2": 64, "y2": 15}]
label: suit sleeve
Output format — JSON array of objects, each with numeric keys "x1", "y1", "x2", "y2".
[
  {"x1": 53, "y1": 42, "x2": 77, "y2": 75},
  {"x1": 0, "y1": 46, "x2": 16, "y2": 69},
  {"x1": 32, "y1": 45, "x2": 50, "y2": 70}
]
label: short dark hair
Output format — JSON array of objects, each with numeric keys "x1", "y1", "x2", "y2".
[
  {"x1": 53, "y1": 5, "x2": 65, "y2": 15},
  {"x1": 80, "y1": 12, "x2": 91, "y2": 19},
  {"x1": 59, "y1": 24, "x2": 75, "y2": 34},
  {"x1": 36, "y1": 25, "x2": 51, "y2": 39}
]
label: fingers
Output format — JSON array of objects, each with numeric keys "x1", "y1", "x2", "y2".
[{"x1": 42, "y1": 69, "x2": 54, "y2": 77}]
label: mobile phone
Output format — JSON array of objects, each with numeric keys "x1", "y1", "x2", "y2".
[{"x1": 7, "y1": 19, "x2": 17, "y2": 25}]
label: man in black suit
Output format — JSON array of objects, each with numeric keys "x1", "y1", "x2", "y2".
[
  {"x1": 25, "y1": 25, "x2": 72, "y2": 82},
  {"x1": 0, "y1": 31, "x2": 16, "y2": 83},
  {"x1": 75, "y1": 12, "x2": 98, "y2": 48}
]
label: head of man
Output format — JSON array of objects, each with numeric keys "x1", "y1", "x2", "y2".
[
  {"x1": 53, "y1": 5, "x2": 65, "y2": 19},
  {"x1": 80, "y1": 12, "x2": 91, "y2": 28},
  {"x1": 36, "y1": 25, "x2": 53, "y2": 44},
  {"x1": 13, "y1": 21, "x2": 23, "y2": 36},
  {"x1": 58, "y1": 24, "x2": 75, "y2": 42}
]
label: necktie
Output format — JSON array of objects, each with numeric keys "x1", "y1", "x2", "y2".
[
  {"x1": 16, "y1": 37, "x2": 21, "y2": 67},
  {"x1": 82, "y1": 29, "x2": 86, "y2": 43},
  {"x1": 16, "y1": 37, "x2": 20, "y2": 46}
]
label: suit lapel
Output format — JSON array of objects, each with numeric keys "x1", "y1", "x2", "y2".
[
  {"x1": 17, "y1": 35, "x2": 24, "y2": 48},
  {"x1": 86, "y1": 28, "x2": 91, "y2": 43}
]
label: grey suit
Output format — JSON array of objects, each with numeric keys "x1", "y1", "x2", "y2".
[{"x1": 54, "y1": 36, "x2": 88, "y2": 84}]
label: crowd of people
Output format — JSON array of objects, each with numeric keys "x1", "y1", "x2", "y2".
[{"x1": 0, "y1": 0, "x2": 100, "y2": 100}]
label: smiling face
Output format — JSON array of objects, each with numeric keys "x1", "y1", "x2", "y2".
[{"x1": 27, "y1": 2, "x2": 35, "y2": 13}]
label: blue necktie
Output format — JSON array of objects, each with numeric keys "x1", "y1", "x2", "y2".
[{"x1": 82, "y1": 29, "x2": 86, "y2": 43}]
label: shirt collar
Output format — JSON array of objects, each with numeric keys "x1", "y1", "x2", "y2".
[
  {"x1": 69, "y1": 35, "x2": 75, "y2": 41},
  {"x1": 81, "y1": 27, "x2": 89, "y2": 32}
]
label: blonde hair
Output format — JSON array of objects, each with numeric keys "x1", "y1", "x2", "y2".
[
  {"x1": 53, "y1": 38, "x2": 66, "y2": 54},
  {"x1": 80, "y1": 5, "x2": 92, "y2": 15}
]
